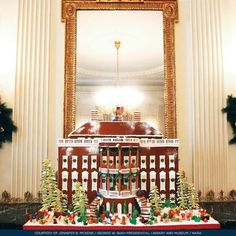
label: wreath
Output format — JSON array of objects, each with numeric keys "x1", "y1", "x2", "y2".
[
  {"x1": 222, "y1": 95, "x2": 236, "y2": 144},
  {"x1": 0, "y1": 99, "x2": 17, "y2": 148}
]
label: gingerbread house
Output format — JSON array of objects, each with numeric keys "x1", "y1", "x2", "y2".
[{"x1": 57, "y1": 120, "x2": 179, "y2": 215}]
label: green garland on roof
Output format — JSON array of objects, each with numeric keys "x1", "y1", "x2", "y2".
[
  {"x1": 222, "y1": 95, "x2": 236, "y2": 144},
  {"x1": 0, "y1": 99, "x2": 17, "y2": 148}
]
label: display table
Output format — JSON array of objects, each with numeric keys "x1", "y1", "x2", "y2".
[{"x1": 23, "y1": 217, "x2": 220, "y2": 230}]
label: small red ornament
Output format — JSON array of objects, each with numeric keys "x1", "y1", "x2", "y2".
[
  {"x1": 176, "y1": 208, "x2": 180, "y2": 216},
  {"x1": 69, "y1": 213, "x2": 75, "y2": 222},
  {"x1": 168, "y1": 209, "x2": 175, "y2": 218},
  {"x1": 43, "y1": 210, "x2": 48, "y2": 216},
  {"x1": 186, "y1": 212, "x2": 192, "y2": 221}
]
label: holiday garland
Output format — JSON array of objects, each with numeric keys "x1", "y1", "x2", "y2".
[
  {"x1": 0, "y1": 99, "x2": 17, "y2": 148},
  {"x1": 222, "y1": 95, "x2": 236, "y2": 144}
]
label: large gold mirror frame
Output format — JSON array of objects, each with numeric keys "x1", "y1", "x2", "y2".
[{"x1": 61, "y1": 0, "x2": 178, "y2": 138}]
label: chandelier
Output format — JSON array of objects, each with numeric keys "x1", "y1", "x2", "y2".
[{"x1": 93, "y1": 40, "x2": 144, "y2": 121}]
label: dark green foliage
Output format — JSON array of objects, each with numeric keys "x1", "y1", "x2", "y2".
[
  {"x1": 95, "y1": 210, "x2": 99, "y2": 218},
  {"x1": 222, "y1": 95, "x2": 236, "y2": 144},
  {"x1": 0, "y1": 100, "x2": 17, "y2": 148},
  {"x1": 150, "y1": 208, "x2": 155, "y2": 220},
  {"x1": 83, "y1": 219, "x2": 88, "y2": 225},
  {"x1": 147, "y1": 219, "x2": 154, "y2": 225},
  {"x1": 163, "y1": 213, "x2": 168, "y2": 219},
  {"x1": 78, "y1": 208, "x2": 87, "y2": 223},
  {"x1": 100, "y1": 204, "x2": 105, "y2": 214},
  {"x1": 131, "y1": 208, "x2": 139, "y2": 218},
  {"x1": 129, "y1": 218, "x2": 137, "y2": 225},
  {"x1": 111, "y1": 201, "x2": 115, "y2": 214},
  {"x1": 123, "y1": 201, "x2": 127, "y2": 215},
  {"x1": 130, "y1": 208, "x2": 139, "y2": 225},
  {"x1": 150, "y1": 208, "x2": 155, "y2": 217},
  {"x1": 161, "y1": 199, "x2": 176, "y2": 209}
]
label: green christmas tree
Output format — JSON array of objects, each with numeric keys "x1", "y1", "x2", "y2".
[
  {"x1": 130, "y1": 208, "x2": 139, "y2": 225},
  {"x1": 0, "y1": 99, "x2": 17, "y2": 148},
  {"x1": 51, "y1": 189, "x2": 67, "y2": 212},
  {"x1": 123, "y1": 200, "x2": 127, "y2": 215},
  {"x1": 187, "y1": 183, "x2": 199, "y2": 209},
  {"x1": 176, "y1": 171, "x2": 189, "y2": 209},
  {"x1": 149, "y1": 185, "x2": 161, "y2": 210},
  {"x1": 111, "y1": 201, "x2": 115, "y2": 214},
  {"x1": 73, "y1": 182, "x2": 88, "y2": 213},
  {"x1": 40, "y1": 159, "x2": 58, "y2": 210}
]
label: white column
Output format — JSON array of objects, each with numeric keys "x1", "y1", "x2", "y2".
[
  {"x1": 191, "y1": 0, "x2": 228, "y2": 195},
  {"x1": 11, "y1": 0, "x2": 51, "y2": 198}
]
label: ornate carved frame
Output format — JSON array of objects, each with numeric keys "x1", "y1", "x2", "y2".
[{"x1": 61, "y1": 0, "x2": 178, "y2": 138}]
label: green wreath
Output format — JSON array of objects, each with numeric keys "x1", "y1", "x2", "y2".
[
  {"x1": 222, "y1": 95, "x2": 236, "y2": 144},
  {"x1": 0, "y1": 99, "x2": 17, "y2": 148}
]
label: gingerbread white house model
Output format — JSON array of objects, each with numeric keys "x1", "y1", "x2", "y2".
[{"x1": 57, "y1": 119, "x2": 179, "y2": 216}]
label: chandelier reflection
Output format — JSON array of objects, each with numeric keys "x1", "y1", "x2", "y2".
[{"x1": 93, "y1": 41, "x2": 144, "y2": 122}]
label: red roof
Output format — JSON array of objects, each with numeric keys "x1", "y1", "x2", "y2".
[{"x1": 69, "y1": 121, "x2": 162, "y2": 138}]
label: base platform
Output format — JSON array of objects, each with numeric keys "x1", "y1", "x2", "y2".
[{"x1": 23, "y1": 218, "x2": 220, "y2": 230}]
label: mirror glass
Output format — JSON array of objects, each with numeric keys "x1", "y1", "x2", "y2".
[{"x1": 76, "y1": 11, "x2": 164, "y2": 133}]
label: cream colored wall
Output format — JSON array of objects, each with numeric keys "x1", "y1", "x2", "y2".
[
  {"x1": 47, "y1": 0, "x2": 64, "y2": 170},
  {"x1": 0, "y1": 0, "x2": 18, "y2": 192},
  {"x1": 0, "y1": 0, "x2": 236, "y2": 197},
  {"x1": 175, "y1": 0, "x2": 194, "y2": 181},
  {"x1": 221, "y1": 0, "x2": 236, "y2": 190}
]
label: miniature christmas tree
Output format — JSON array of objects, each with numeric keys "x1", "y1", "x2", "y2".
[
  {"x1": 111, "y1": 201, "x2": 115, "y2": 214},
  {"x1": 149, "y1": 185, "x2": 161, "y2": 210},
  {"x1": 40, "y1": 159, "x2": 58, "y2": 209},
  {"x1": 130, "y1": 208, "x2": 139, "y2": 225},
  {"x1": 123, "y1": 201, "x2": 127, "y2": 215},
  {"x1": 187, "y1": 183, "x2": 199, "y2": 209},
  {"x1": 176, "y1": 171, "x2": 189, "y2": 209},
  {"x1": 77, "y1": 208, "x2": 88, "y2": 225},
  {"x1": 72, "y1": 182, "x2": 88, "y2": 214},
  {"x1": 51, "y1": 189, "x2": 67, "y2": 212}
]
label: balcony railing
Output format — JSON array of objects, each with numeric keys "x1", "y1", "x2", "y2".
[
  {"x1": 99, "y1": 167, "x2": 139, "y2": 174},
  {"x1": 120, "y1": 191, "x2": 132, "y2": 197},
  {"x1": 99, "y1": 189, "x2": 137, "y2": 197}
]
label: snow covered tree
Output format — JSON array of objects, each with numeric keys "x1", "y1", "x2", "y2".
[
  {"x1": 51, "y1": 189, "x2": 67, "y2": 212},
  {"x1": 187, "y1": 183, "x2": 199, "y2": 209},
  {"x1": 40, "y1": 159, "x2": 58, "y2": 209},
  {"x1": 73, "y1": 182, "x2": 88, "y2": 213},
  {"x1": 176, "y1": 171, "x2": 189, "y2": 209},
  {"x1": 149, "y1": 185, "x2": 161, "y2": 210}
]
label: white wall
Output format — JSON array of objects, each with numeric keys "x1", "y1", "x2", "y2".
[
  {"x1": 0, "y1": 0, "x2": 236, "y2": 197},
  {"x1": 47, "y1": 0, "x2": 64, "y2": 170},
  {"x1": 0, "y1": 0, "x2": 18, "y2": 192},
  {"x1": 175, "y1": 0, "x2": 194, "y2": 181},
  {"x1": 221, "y1": 0, "x2": 236, "y2": 190}
]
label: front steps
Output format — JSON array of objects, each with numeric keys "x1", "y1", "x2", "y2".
[
  {"x1": 86, "y1": 197, "x2": 101, "y2": 217},
  {"x1": 135, "y1": 195, "x2": 151, "y2": 220}
]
